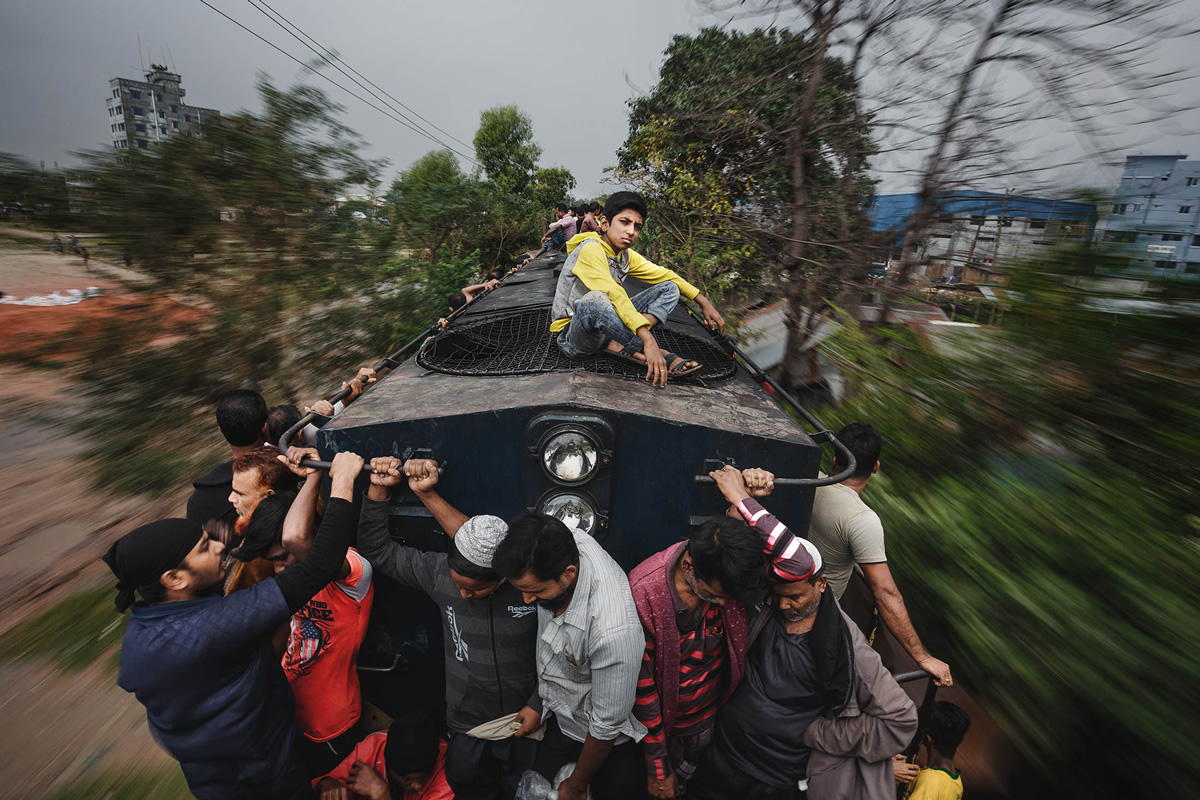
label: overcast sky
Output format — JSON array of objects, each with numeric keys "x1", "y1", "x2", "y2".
[{"x1": 2, "y1": 0, "x2": 1198, "y2": 199}]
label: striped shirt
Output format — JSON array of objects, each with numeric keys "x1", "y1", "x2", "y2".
[
  {"x1": 536, "y1": 531, "x2": 647, "y2": 743},
  {"x1": 635, "y1": 588, "x2": 727, "y2": 779}
]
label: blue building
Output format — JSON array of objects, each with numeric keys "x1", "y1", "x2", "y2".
[
  {"x1": 866, "y1": 190, "x2": 1096, "y2": 283},
  {"x1": 1100, "y1": 154, "x2": 1200, "y2": 281}
]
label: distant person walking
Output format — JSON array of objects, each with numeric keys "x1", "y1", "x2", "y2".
[
  {"x1": 123, "y1": 247, "x2": 133, "y2": 267},
  {"x1": 67, "y1": 234, "x2": 79, "y2": 254},
  {"x1": 81, "y1": 248, "x2": 90, "y2": 271},
  {"x1": 52, "y1": 233, "x2": 63, "y2": 255}
]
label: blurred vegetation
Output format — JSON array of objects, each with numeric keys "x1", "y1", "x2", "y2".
[
  {"x1": 1, "y1": 585, "x2": 126, "y2": 672},
  {"x1": 48, "y1": 766, "x2": 189, "y2": 800},
  {"x1": 0, "y1": 85, "x2": 582, "y2": 497},
  {"x1": 820, "y1": 244, "x2": 1200, "y2": 796}
]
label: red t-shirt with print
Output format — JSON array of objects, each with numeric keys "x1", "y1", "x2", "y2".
[
  {"x1": 314, "y1": 733, "x2": 454, "y2": 800},
  {"x1": 283, "y1": 547, "x2": 374, "y2": 742}
]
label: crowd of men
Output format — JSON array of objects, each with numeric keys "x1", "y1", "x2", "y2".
[{"x1": 101, "y1": 189, "x2": 966, "y2": 800}]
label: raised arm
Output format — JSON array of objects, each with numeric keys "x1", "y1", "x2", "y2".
[
  {"x1": 272, "y1": 451, "x2": 362, "y2": 613},
  {"x1": 404, "y1": 459, "x2": 468, "y2": 536},
  {"x1": 356, "y1": 456, "x2": 441, "y2": 595}
]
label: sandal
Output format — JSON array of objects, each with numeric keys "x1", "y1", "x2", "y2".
[
  {"x1": 665, "y1": 352, "x2": 702, "y2": 378},
  {"x1": 602, "y1": 346, "x2": 647, "y2": 368}
]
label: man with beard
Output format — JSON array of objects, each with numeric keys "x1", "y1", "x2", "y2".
[
  {"x1": 491, "y1": 514, "x2": 646, "y2": 800},
  {"x1": 187, "y1": 389, "x2": 269, "y2": 529},
  {"x1": 102, "y1": 451, "x2": 364, "y2": 800},
  {"x1": 689, "y1": 467, "x2": 917, "y2": 800}
]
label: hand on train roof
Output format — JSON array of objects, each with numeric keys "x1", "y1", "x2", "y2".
[
  {"x1": 278, "y1": 446, "x2": 320, "y2": 478},
  {"x1": 742, "y1": 468, "x2": 775, "y2": 497},
  {"x1": 642, "y1": 338, "x2": 669, "y2": 389},
  {"x1": 368, "y1": 456, "x2": 404, "y2": 488},
  {"x1": 696, "y1": 295, "x2": 726, "y2": 333},
  {"x1": 404, "y1": 458, "x2": 440, "y2": 494}
]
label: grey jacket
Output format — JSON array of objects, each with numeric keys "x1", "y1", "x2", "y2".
[
  {"x1": 356, "y1": 496, "x2": 541, "y2": 734},
  {"x1": 802, "y1": 609, "x2": 919, "y2": 800}
]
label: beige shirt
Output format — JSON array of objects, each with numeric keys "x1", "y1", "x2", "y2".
[{"x1": 807, "y1": 481, "x2": 886, "y2": 599}]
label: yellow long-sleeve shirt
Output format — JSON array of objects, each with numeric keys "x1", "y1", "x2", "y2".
[{"x1": 549, "y1": 232, "x2": 700, "y2": 334}]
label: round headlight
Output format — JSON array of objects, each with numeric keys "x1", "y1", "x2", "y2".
[
  {"x1": 540, "y1": 492, "x2": 598, "y2": 536},
  {"x1": 542, "y1": 430, "x2": 599, "y2": 484}
]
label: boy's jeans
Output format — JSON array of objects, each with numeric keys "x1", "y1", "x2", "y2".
[{"x1": 557, "y1": 282, "x2": 680, "y2": 357}]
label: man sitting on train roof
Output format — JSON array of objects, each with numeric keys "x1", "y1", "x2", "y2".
[
  {"x1": 693, "y1": 466, "x2": 918, "y2": 800},
  {"x1": 492, "y1": 512, "x2": 647, "y2": 800},
  {"x1": 550, "y1": 190, "x2": 725, "y2": 388},
  {"x1": 627, "y1": 516, "x2": 768, "y2": 799},
  {"x1": 355, "y1": 456, "x2": 542, "y2": 800}
]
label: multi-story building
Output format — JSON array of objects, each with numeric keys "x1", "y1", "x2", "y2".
[
  {"x1": 1098, "y1": 154, "x2": 1200, "y2": 281},
  {"x1": 867, "y1": 190, "x2": 1096, "y2": 283},
  {"x1": 105, "y1": 65, "x2": 220, "y2": 152}
]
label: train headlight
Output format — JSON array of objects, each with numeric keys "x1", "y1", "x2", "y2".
[
  {"x1": 540, "y1": 492, "x2": 598, "y2": 536},
  {"x1": 542, "y1": 430, "x2": 599, "y2": 484}
]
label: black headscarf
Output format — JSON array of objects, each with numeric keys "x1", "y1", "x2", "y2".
[
  {"x1": 384, "y1": 718, "x2": 440, "y2": 776},
  {"x1": 101, "y1": 518, "x2": 203, "y2": 611}
]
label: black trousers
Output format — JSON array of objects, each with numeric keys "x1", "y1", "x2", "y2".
[
  {"x1": 443, "y1": 731, "x2": 540, "y2": 800},
  {"x1": 532, "y1": 717, "x2": 646, "y2": 800},
  {"x1": 297, "y1": 718, "x2": 367, "y2": 779},
  {"x1": 687, "y1": 740, "x2": 805, "y2": 800}
]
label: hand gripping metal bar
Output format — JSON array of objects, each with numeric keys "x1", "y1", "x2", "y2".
[{"x1": 680, "y1": 299, "x2": 856, "y2": 488}]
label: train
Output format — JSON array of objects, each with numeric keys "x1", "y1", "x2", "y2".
[{"x1": 284, "y1": 249, "x2": 853, "y2": 719}]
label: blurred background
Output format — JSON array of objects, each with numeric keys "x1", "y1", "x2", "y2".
[{"x1": 1, "y1": 0, "x2": 1198, "y2": 797}]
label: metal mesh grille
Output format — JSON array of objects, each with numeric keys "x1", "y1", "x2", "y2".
[{"x1": 417, "y1": 307, "x2": 736, "y2": 382}]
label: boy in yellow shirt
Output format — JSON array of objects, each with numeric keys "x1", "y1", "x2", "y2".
[
  {"x1": 895, "y1": 701, "x2": 970, "y2": 800},
  {"x1": 549, "y1": 191, "x2": 725, "y2": 388}
]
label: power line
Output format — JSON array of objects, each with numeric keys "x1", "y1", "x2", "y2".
[
  {"x1": 196, "y1": 0, "x2": 477, "y2": 164},
  {"x1": 247, "y1": 0, "x2": 476, "y2": 154}
]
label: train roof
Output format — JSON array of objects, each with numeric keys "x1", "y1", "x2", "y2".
[{"x1": 326, "y1": 253, "x2": 813, "y2": 445}]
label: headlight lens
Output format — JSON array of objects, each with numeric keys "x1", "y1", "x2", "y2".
[
  {"x1": 540, "y1": 492, "x2": 597, "y2": 536},
  {"x1": 542, "y1": 430, "x2": 599, "y2": 484}
]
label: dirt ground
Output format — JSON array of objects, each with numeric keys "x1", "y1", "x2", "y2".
[{"x1": 0, "y1": 232, "x2": 193, "y2": 796}]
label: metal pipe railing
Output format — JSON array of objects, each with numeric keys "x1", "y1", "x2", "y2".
[
  {"x1": 278, "y1": 267, "x2": 515, "y2": 471},
  {"x1": 680, "y1": 299, "x2": 857, "y2": 487}
]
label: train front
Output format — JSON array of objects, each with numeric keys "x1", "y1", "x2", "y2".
[{"x1": 312, "y1": 255, "x2": 822, "y2": 717}]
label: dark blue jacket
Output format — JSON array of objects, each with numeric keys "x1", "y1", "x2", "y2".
[{"x1": 117, "y1": 497, "x2": 355, "y2": 799}]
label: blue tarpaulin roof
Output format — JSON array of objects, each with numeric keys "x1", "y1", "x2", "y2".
[{"x1": 866, "y1": 191, "x2": 1096, "y2": 236}]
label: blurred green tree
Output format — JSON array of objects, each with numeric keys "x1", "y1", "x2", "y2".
[
  {"x1": 387, "y1": 149, "x2": 483, "y2": 262},
  {"x1": 820, "y1": 244, "x2": 1200, "y2": 796}
]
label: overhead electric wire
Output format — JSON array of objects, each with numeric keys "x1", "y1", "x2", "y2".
[
  {"x1": 196, "y1": 0, "x2": 477, "y2": 163},
  {"x1": 247, "y1": 0, "x2": 477, "y2": 154}
]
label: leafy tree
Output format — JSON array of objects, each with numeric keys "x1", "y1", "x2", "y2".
[
  {"x1": 79, "y1": 78, "x2": 384, "y2": 284},
  {"x1": 473, "y1": 105, "x2": 542, "y2": 195},
  {"x1": 388, "y1": 149, "x2": 483, "y2": 261},
  {"x1": 820, "y1": 245, "x2": 1200, "y2": 796},
  {"x1": 614, "y1": 27, "x2": 875, "y2": 356}
]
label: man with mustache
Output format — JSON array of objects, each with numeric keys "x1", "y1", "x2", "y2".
[
  {"x1": 491, "y1": 514, "x2": 646, "y2": 800},
  {"x1": 689, "y1": 467, "x2": 917, "y2": 800}
]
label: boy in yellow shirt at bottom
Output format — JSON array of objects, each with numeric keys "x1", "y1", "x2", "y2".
[{"x1": 895, "y1": 701, "x2": 971, "y2": 800}]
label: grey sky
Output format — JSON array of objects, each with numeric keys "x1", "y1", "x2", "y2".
[
  {"x1": 2, "y1": 0, "x2": 1198, "y2": 199},
  {"x1": 0, "y1": 0, "x2": 727, "y2": 197}
]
